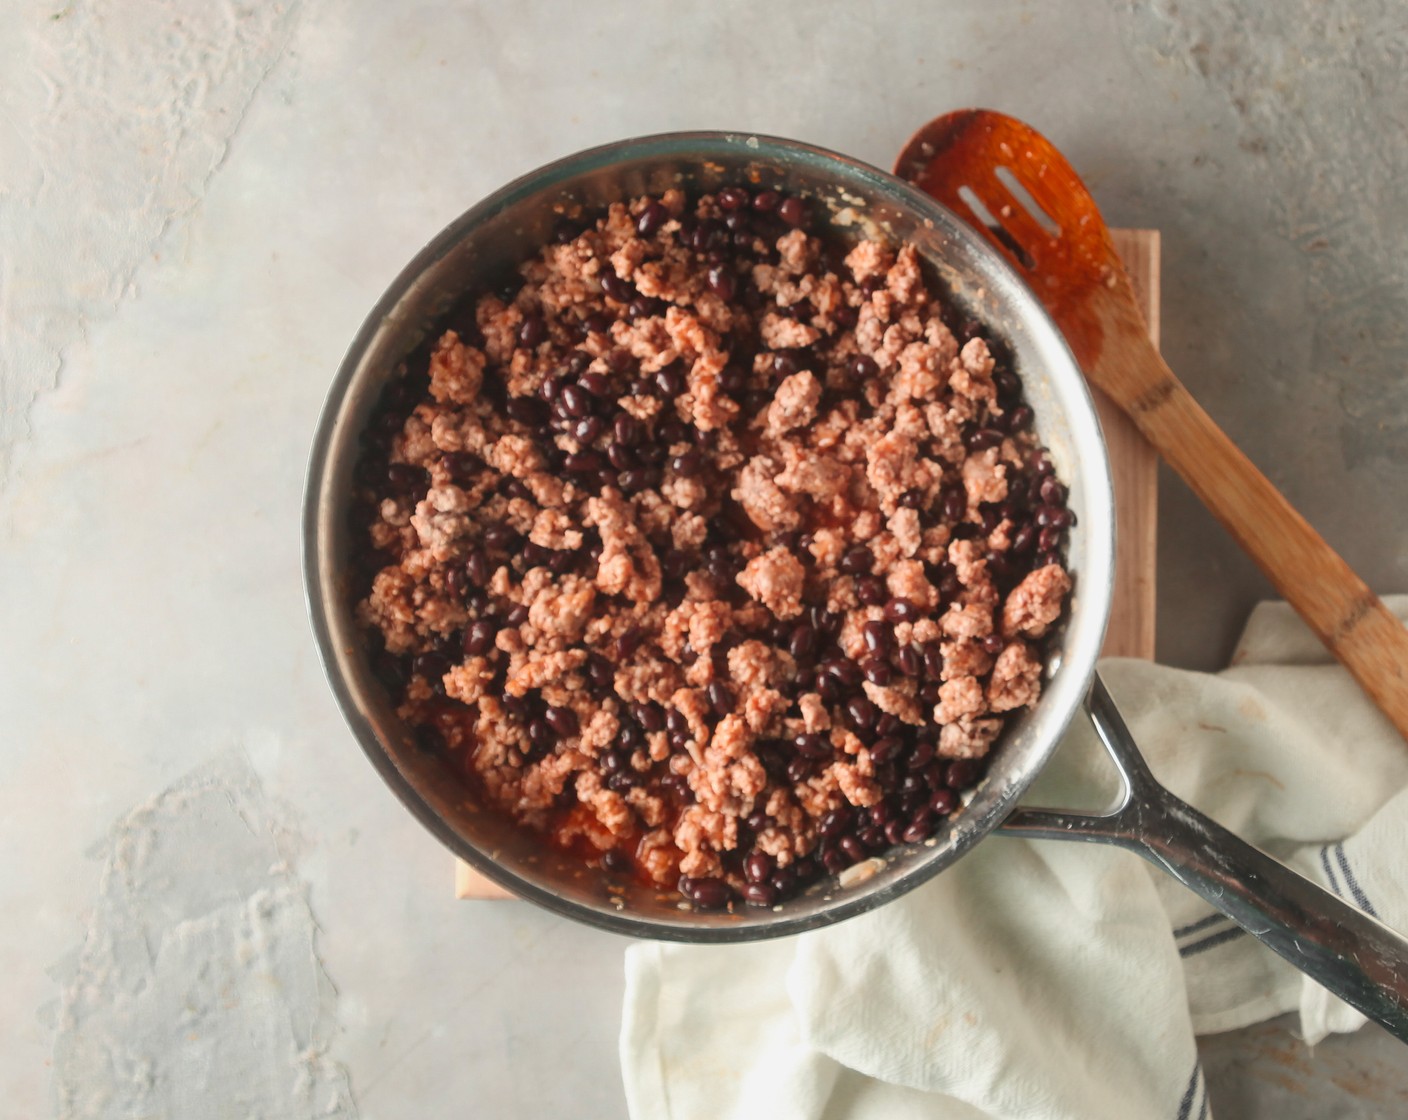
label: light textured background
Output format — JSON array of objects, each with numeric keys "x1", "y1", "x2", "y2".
[{"x1": 3, "y1": 1, "x2": 1406, "y2": 1116}]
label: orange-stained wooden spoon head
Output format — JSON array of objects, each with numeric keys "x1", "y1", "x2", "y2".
[{"x1": 895, "y1": 109, "x2": 1144, "y2": 376}]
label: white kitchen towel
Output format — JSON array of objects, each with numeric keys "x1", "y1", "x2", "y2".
[{"x1": 620, "y1": 598, "x2": 1408, "y2": 1120}]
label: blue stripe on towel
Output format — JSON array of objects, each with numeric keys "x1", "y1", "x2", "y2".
[
  {"x1": 1179, "y1": 926, "x2": 1245, "y2": 958},
  {"x1": 1334, "y1": 843, "x2": 1380, "y2": 919},
  {"x1": 1176, "y1": 1062, "x2": 1201, "y2": 1120},
  {"x1": 1173, "y1": 912, "x2": 1228, "y2": 939},
  {"x1": 1319, "y1": 845, "x2": 1342, "y2": 898}
]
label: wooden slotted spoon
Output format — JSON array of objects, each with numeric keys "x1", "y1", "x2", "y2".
[{"x1": 896, "y1": 109, "x2": 1408, "y2": 743}]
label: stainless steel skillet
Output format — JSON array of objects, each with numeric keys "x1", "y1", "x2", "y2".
[{"x1": 301, "y1": 131, "x2": 1408, "y2": 1039}]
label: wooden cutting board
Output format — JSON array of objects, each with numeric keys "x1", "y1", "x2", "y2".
[{"x1": 455, "y1": 229, "x2": 1160, "y2": 900}]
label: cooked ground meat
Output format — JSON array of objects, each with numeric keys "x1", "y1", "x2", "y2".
[{"x1": 350, "y1": 184, "x2": 1073, "y2": 913}]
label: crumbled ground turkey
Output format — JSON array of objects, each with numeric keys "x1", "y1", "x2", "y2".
[{"x1": 351, "y1": 184, "x2": 1074, "y2": 911}]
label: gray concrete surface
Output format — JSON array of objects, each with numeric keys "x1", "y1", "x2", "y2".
[{"x1": 2, "y1": 0, "x2": 1405, "y2": 1116}]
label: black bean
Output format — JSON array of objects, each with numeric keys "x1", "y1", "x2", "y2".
[
  {"x1": 944, "y1": 759, "x2": 980, "y2": 790},
  {"x1": 608, "y1": 443, "x2": 639, "y2": 472},
  {"x1": 861, "y1": 658, "x2": 892, "y2": 686},
  {"x1": 527, "y1": 718, "x2": 553, "y2": 750},
  {"x1": 1038, "y1": 525, "x2": 1063, "y2": 553},
  {"x1": 785, "y1": 755, "x2": 813, "y2": 783},
  {"x1": 902, "y1": 810, "x2": 935, "y2": 843},
  {"x1": 707, "y1": 265, "x2": 736, "y2": 300},
  {"x1": 1006, "y1": 404, "x2": 1034, "y2": 432},
  {"x1": 994, "y1": 368, "x2": 1021, "y2": 400},
  {"x1": 818, "y1": 808, "x2": 851, "y2": 840},
  {"x1": 788, "y1": 624, "x2": 818, "y2": 661},
  {"x1": 862, "y1": 620, "x2": 892, "y2": 654},
  {"x1": 885, "y1": 599, "x2": 919, "y2": 624},
  {"x1": 670, "y1": 449, "x2": 704, "y2": 476},
  {"x1": 610, "y1": 415, "x2": 639, "y2": 448},
  {"x1": 839, "y1": 545, "x2": 872, "y2": 576},
  {"x1": 699, "y1": 218, "x2": 727, "y2": 251},
  {"x1": 869, "y1": 736, "x2": 904, "y2": 765},
  {"x1": 941, "y1": 486, "x2": 967, "y2": 522},
  {"x1": 864, "y1": 827, "x2": 894, "y2": 853},
  {"x1": 603, "y1": 849, "x2": 633, "y2": 874},
  {"x1": 442, "y1": 452, "x2": 481, "y2": 483},
  {"x1": 600, "y1": 271, "x2": 634, "y2": 302},
  {"x1": 1011, "y1": 523, "x2": 1037, "y2": 555},
  {"x1": 517, "y1": 313, "x2": 546, "y2": 349},
  {"x1": 717, "y1": 186, "x2": 750, "y2": 211},
  {"x1": 744, "y1": 851, "x2": 774, "y2": 884},
  {"x1": 742, "y1": 881, "x2": 778, "y2": 907},
  {"x1": 386, "y1": 462, "x2": 428, "y2": 495},
  {"x1": 655, "y1": 366, "x2": 686, "y2": 398},
  {"x1": 636, "y1": 200, "x2": 669, "y2": 237},
  {"x1": 816, "y1": 674, "x2": 841, "y2": 702},
  {"x1": 838, "y1": 835, "x2": 867, "y2": 865},
  {"x1": 823, "y1": 658, "x2": 862, "y2": 687},
  {"x1": 851, "y1": 354, "x2": 879, "y2": 382},
  {"x1": 480, "y1": 524, "x2": 516, "y2": 552},
  {"x1": 707, "y1": 680, "x2": 734, "y2": 717},
  {"x1": 919, "y1": 681, "x2": 942, "y2": 705},
  {"x1": 574, "y1": 371, "x2": 609, "y2": 398},
  {"x1": 465, "y1": 549, "x2": 491, "y2": 587},
  {"x1": 1040, "y1": 476, "x2": 1066, "y2": 505},
  {"x1": 846, "y1": 695, "x2": 877, "y2": 732},
  {"x1": 615, "y1": 627, "x2": 643, "y2": 660},
  {"x1": 770, "y1": 865, "x2": 798, "y2": 899},
  {"x1": 504, "y1": 603, "x2": 530, "y2": 628},
  {"x1": 930, "y1": 788, "x2": 959, "y2": 815},
  {"x1": 505, "y1": 396, "x2": 547, "y2": 426},
  {"x1": 681, "y1": 876, "x2": 731, "y2": 910},
  {"x1": 907, "y1": 740, "x2": 936, "y2": 772},
  {"x1": 586, "y1": 653, "x2": 614, "y2": 691},
  {"x1": 856, "y1": 576, "x2": 887, "y2": 606},
  {"x1": 412, "y1": 651, "x2": 449, "y2": 688},
  {"x1": 463, "y1": 619, "x2": 497, "y2": 656},
  {"x1": 778, "y1": 197, "x2": 807, "y2": 227},
  {"x1": 821, "y1": 846, "x2": 848, "y2": 874},
  {"x1": 752, "y1": 189, "x2": 780, "y2": 213},
  {"x1": 571, "y1": 415, "x2": 604, "y2": 444},
  {"x1": 894, "y1": 646, "x2": 922, "y2": 678},
  {"x1": 772, "y1": 351, "x2": 799, "y2": 378},
  {"x1": 793, "y1": 732, "x2": 832, "y2": 760},
  {"x1": 544, "y1": 706, "x2": 579, "y2": 738},
  {"x1": 627, "y1": 296, "x2": 660, "y2": 321},
  {"x1": 556, "y1": 383, "x2": 587, "y2": 418}
]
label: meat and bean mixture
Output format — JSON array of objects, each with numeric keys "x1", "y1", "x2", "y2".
[{"x1": 350, "y1": 183, "x2": 1074, "y2": 911}]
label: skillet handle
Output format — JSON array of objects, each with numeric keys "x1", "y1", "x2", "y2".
[{"x1": 1001, "y1": 673, "x2": 1408, "y2": 1043}]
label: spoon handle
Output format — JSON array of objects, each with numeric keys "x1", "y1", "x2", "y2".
[{"x1": 1098, "y1": 327, "x2": 1408, "y2": 744}]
